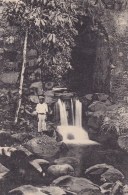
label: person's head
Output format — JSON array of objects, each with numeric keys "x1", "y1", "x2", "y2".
[{"x1": 39, "y1": 97, "x2": 44, "y2": 104}]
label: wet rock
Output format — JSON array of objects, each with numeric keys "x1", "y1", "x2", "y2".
[
  {"x1": 25, "y1": 135, "x2": 60, "y2": 160},
  {"x1": 11, "y1": 133, "x2": 33, "y2": 143},
  {"x1": 85, "y1": 164, "x2": 124, "y2": 184},
  {"x1": 47, "y1": 164, "x2": 74, "y2": 178},
  {"x1": 0, "y1": 163, "x2": 9, "y2": 180},
  {"x1": 52, "y1": 175, "x2": 102, "y2": 195},
  {"x1": 118, "y1": 135, "x2": 128, "y2": 152},
  {"x1": 87, "y1": 111, "x2": 105, "y2": 130},
  {"x1": 9, "y1": 185, "x2": 47, "y2": 195},
  {"x1": 88, "y1": 101, "x2": 107, "y2": 112}
]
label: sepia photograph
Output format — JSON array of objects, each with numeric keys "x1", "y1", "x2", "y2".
[{"x1": 0, "y1": 0, "x2": 128, "y2": 194}]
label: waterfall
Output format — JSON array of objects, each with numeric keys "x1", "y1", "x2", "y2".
[
  {"x1": 75, "y1": 99, "x2": 82, "y2": 127},
  {"x1": 57, "y1": 98, "x2": 93, "y2": 144},
  {"x1": 58, "y1": 99, "x2": 68, "y2": 126},
  {"x1": 71, "y1": 98, "x2": 75, "y2": 125}
]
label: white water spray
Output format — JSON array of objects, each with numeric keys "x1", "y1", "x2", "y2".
[
  {"x1": 75, "y1": 99, "x2": 82, "y2": 127},
  {"x1": 57, "y1": 98, "x2": 93, "y2": 144},
  {"x1": 71, "y1": 98, "x2": 75, "y2": 126},
  {"x1": 57, "y1": 99, "x2": 68, "y2": 126}
]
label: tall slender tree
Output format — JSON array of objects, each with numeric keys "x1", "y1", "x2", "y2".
[{"x1": 2, "y1": 0, "x2": 80, "y2": 123}]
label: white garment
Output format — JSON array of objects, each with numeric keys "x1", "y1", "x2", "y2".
[{"x1": 36, "y1": 103, "x2": 48, "y2": 114}]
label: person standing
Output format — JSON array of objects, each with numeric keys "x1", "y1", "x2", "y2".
[{"x1": 36, "y1": 96, "x2": 48, "y2": 132}]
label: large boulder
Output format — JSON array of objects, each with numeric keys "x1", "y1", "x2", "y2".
[
  {"x1": 87, "y1": 111, "x2": 105, "y2": 130},
  {"x1": 88, "y1": 101, "x2": 107, "y2": 112},
  {"x1": 101, "y1": 167, "x2": 124, "y2": 183},
  {"x1": 47, "y1": 164, "x2": 74, "y2": 178},
  {"x1": 9, "y1": 185, "x2": 66, "y2": 195},
  {"x1": 52, "y1": 175, "x2": 102, "y2": 195},
  {"x1": 85, "y1": 164, "x2": 124, "y2": 184},
  {"x1": 9, "y1": 185, "x2": 47, "y2": 195},
  {"x1": 25, "y1": 135, "x2": 61, "y2": 160}
]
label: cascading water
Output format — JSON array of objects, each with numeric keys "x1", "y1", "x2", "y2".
[
  {"x1": 57, "y1": 99, "x2": 68, "y2": 126},
  {"x1": 71, "y1": 98, "x2": 75, "y2": 126},
  {"x1": 75, "y1": 99, "x2": 82, "y2": 127},
  {"x1": 57, "y1": 98, "x2": 96, "y2": 144}
]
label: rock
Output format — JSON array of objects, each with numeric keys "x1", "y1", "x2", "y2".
[
  {"x1": 123, "y1": 185, "x2": 128, "y2": 195},
  {"x1": 88, "y1": 101, "x2": 107, "y2": 112},
  {"x1": 110, "y1": 181, "x2": 123, "y2": 195},
  {"x1": 100, "y1": 182, "x2": 113, "y2": 194},
  {"x1": 0, "y1": 146, "x2": 17, "y2": 157},
  {"x1": 9, "y1": 185, "x2": 67, "y2": 195},
  {"x1": 54, "y1": 157, "x2": 80, "y2": 176},
  {"x1": 28, "y1": 49, "x2": 37, "y2": 58},
  {"x1": 0, "y1": 131, "x2": 16, "y2": 146},
  {"x1": 29, "y1": 95, "x2": 39, "y2": 103},
  {"x1": 85, "y1": 164, "x2": 124, "y2": 184},
  {"x1": 85, "y1": 164, "x2": 113, "y2": 184},
  {"x1": 52, "y1": 175, "x2": 102, "y2": 195},
  {"x1": 0, "y1": 163, "x2": 9, "y2": 180},
  {"x1": 118, "y1": 135, "x2": 128, "y2": 152},
  {"x1": 87, "y1": 111, "x2": 105, "y2": 130},
  {"x1": 105, "y1": 100, "x2": 112, "y2": 106},
  {"x1": 41, "y1": 186, "x2": 66, "y2": 195},
  {"x1": 14, "y1": 145, "x2": 33, "y2": 157},
  {"x1": 7, "y1": 150, "x2": 47, "y2": 183},
  {"x1": 85, "y1": 94, "x2": 93, "y2": 101},
  {"x1": 30, "y1": 81, "x2": 43, "y2": 95},
  {"x1": 0, "y1": 72, "x2": 19, "y2": 84},
  {"x1": 98, "y1": 119, "x2": 119, "y2": 148},
  {"x1": 25, "y1": 135, "x2": 60, "y2": 160},
  {"x1": 11, "y1": 133, "x2": 33, "y2": 143},
  {"x1": 29, "y1": 159, "x2": 49, "y2": 173},
  {"x1": 47, "y1": 164, "x2": 74, "y2": 178},
  {"x1": 93, "y1": 93, "x2": 109, "y2": 102},
  {"x1": 9, "y1": 185, "x2": 47, "y2": 195},
  {"x1": 54, "y1": 157, "x2": 80, "y2": 169},
  {"x1": 101, "y1": 167, "x2": 124, "y2": 183}
]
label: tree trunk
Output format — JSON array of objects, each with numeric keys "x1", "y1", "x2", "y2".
[
  {"x1": 92, "y1": 33, "x2": 111, "y2": 93},
  {"x1": 14, "y1": 29, "x2": 28, "y2": 124}
]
